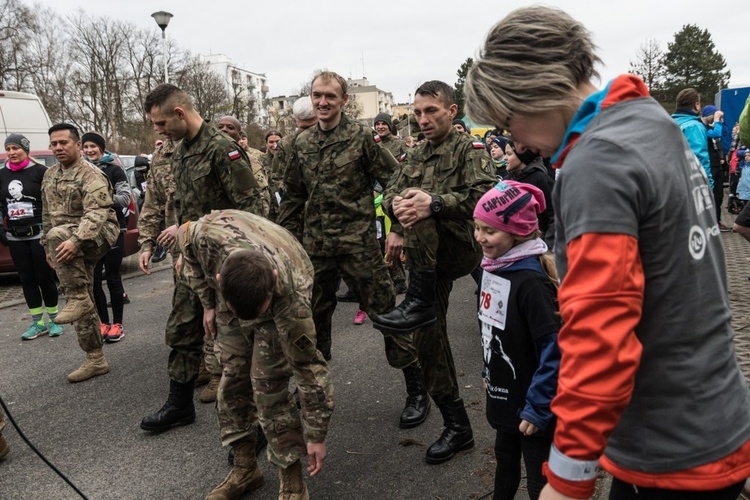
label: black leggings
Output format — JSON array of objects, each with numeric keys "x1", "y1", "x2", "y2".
[
  {"x1": 93, "y1": 232, "x2": 124, "y2": 324},
  {"x1": 609, "y1": 477, "x2": 744, "y2": 500},
  {"x1": 493, "y1": 430, "x2": 552, "y2": 500},
  {"x1": 8, "y1": 238, "x2": 58, "y2": 310}
]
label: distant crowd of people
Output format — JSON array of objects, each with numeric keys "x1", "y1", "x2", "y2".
[{"x1": 2, "y1": 6, "x2": 750, "y2": 500}]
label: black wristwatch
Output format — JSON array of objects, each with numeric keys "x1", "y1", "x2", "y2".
[{"x1": 430, "y1": 195, "x2": 444, "y2": 215}]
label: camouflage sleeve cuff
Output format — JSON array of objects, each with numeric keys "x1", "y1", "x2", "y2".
[
  {"x1": 69, "y1": 234, "x2": 82, "y2": 249},
  {"x1": 140, "y1": 242, "x2": 155, "y2": 254},
  {"x1": 304, "y1": 427, "x2": 328, "y2": 444}
]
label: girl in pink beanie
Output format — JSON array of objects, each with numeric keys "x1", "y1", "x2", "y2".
[{"x1": 473, "y1": 180, "x2": 561, "y2": 500}]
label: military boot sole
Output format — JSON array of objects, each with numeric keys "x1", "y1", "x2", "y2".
[
  {"x1": 399, "y1": 399, "x2": 431, "y2": 429},
  {"x1": 425, "y1": 437, "x2": 474, "y2": 465},
  {"x1": 139, "y1": 411, "x2": 196, "y2": 432}
]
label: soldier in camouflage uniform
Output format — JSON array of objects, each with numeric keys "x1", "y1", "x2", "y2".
[
  {"x1": 139, "y1": 84, "x2": 265, "y2": 434},
  {"x1": 377, "y1": 81, "x2": 496, "y2": 464},
  {"x1": 373, "y1": 112, "x2": 408, "y2": 294},
  {"x1": 176, "y1": 209, "x2": 333, "y2": 500},
  {"x1": 218, "y1": 116, "x2": 270, "y2": 217},
  {"x1": 41, "y1": 123, "x2": 120, "y2": 383},
  {"x1": 260, "y1": 130, "x2": 282, "y2": 221},
  {"x1": 279, "y1": 71, "x2": 433, "y2": 431},
  {"x1": 136, "y1": 139, "x2": 223, "y2": 400},
  {"x1": 269, "y1": 97, "x2": 318, "y2": 225}
]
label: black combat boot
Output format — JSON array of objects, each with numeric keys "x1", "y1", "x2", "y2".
[
  {"x1": 373, "y1": 270, "x2": 437, "y2": 333},
  {"x1": 425, "y1": 398, "x2": 474, "y2": 464},
  {"x1": 400, "y1": 364, "x2": 431, "y2": 429},
  {"x1": 140, "y1": 379, "x2": 196, "y2": 431}
]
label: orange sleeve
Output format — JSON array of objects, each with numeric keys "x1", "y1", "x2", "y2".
[{"x1": 545, "y1": 233, "x2": 645, "y2": 498}]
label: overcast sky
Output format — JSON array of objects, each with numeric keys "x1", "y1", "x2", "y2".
[{"x1": 34, "y1": 0, "x2": 750, "y2": 104}]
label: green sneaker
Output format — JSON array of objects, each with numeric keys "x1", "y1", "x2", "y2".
[
  {"x1": 22, "y1": 322, "x2": 49, "y2": 340},
  {"x1": 48, "y1": 322, "x2": 64, "y2": 337}
]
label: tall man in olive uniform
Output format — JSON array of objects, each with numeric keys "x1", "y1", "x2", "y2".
[
  {"x1": 279, "y1": 72, "x2": 431, "y2": 431},
  {"x1": 139, "y1": 83, "x2": 265, "y2": 433},
  {"x1": 42, "y1": 123, "x2": 120, "y2": 383},
  {"x1": 377, "y1": 80, "x2": 496, "y2": 464},
  {"x1": 177, "y1": 209, "x2": 333, "y2": 500},
  {"x1": 137, "y1": 139, "x2": 223, "y2": 403}
]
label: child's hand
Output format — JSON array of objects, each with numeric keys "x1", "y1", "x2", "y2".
[{"x1": 519, "y1": 419, "x2": 539, "y2": 436}]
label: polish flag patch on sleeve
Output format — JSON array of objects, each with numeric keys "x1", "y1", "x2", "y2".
[
  {"x1": 472, "y1": 141, "x2": 485, "y2": 149},
  {"x1": 372, "y1": 131, "x2": 381, "y2": 143},
  {"x1": 228, "y1": 150, "x2": 241, "y2": 161}
]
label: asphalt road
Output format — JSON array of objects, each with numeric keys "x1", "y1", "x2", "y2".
[{"x1": 0, "y1": 269, "x2": 528, "y2": 500}]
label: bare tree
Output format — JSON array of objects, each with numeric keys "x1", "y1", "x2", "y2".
[
  {"x1": 629, "y1": 39, "x2": 666, "y2": 92},
  {"x1": 178, "y1": 55, "x2": 231, "y2": 121},
  {"x1": 26, "y1": 6, "x2": 72, "y2": 122},
  {"x1": 0, "y1": 0, "x2": 36, "y2": 91}
]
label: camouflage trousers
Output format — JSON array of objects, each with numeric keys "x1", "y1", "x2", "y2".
[
  {"x1": 46, "y1": 225, "x2": 111, "y2": 353},
  {"x1": 310, "y1": 244, "x2": 418, "y2": 368},
  {"x1": 403, "y1": 217, "x2": 482, "y2": 404},
  {"x1": 216, "y1": 314, "x2": 331, "y2": 468},
  {"x1": 165, "y1": 276, "x2": 221, "y2": 384}
]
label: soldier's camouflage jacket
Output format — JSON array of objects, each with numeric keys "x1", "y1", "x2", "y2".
[
  {"x1": 383, "y1": 127, "x2": 496, "y2": 241},
  {"x1": 173, "y1": 121, "x2": 265, "y2": 224},
  {"x1": 380, "y1": 135, "x2": 408, "y2": 159},
  {"x1": 279, "y1": 113, "x2": 399, "y2": 256},
  {"x1": 179, "y1": 209, "x2": 334, "y2": 442},
  {"x1": 41, "y1": 156, "x2": 119, "y2": 249},
  {"x1": 138, "y1": 139, "x2": 177, "y2": 253}
]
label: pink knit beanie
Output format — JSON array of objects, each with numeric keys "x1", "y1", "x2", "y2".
[{"x1": 473, "y1": 180, "x2": 546, "y2": 236}]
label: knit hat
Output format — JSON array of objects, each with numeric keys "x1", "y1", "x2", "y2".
[
  {"x1": 81, "y1": 131, "x2": 106, "y2": 152},
  {"x1": 474, "y1": 180, "x2": 546, "y2": 236},
  {"x1": 452, "y1": 119, "x2": 470, "y2": 134},
  {"x1": 4, "y1": 133, "x2": 30, "y2": 154},
  {"x1": 374, "y1": 112, "x2": 397, "y2": 135},
  {"x1": 701, "y1": 105, "x2": 717, "y2": 117},
  {"x1": 491, "y1": 136, "x2": 508, "y2": 151},
  {"x1": 134, "y1": 155, "x2": 150, "y2": 171}
]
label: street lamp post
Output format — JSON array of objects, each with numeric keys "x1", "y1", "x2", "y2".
[{"x1": 151, "y1": 11, "x2": 173, "y2": 84}]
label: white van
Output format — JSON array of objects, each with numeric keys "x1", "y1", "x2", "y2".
[{"x1": 0, "y1": 90, "x2": 52, "y2": 151}]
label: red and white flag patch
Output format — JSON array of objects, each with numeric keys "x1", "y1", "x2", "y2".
[
  {"x1": 228, "y1": 150, "x2": 241, "y2": 161},
  {"x1": 472, "y1": 141, "x2": 485, "y2": 149}
]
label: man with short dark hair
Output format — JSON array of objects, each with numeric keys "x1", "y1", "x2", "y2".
[
  {"x1": 672, "y1": 88, "x2": 714, "y2": 189},
  {"x1": 377, "y1": 80, "x2": 496, "y2": 464},
  {"x1": 177, "y1": 209, "x2": 333, "y2": 500},
  {"x1": 42, "y1": 123, "x2": 120, "y2": 382},
  {"x1": 140, "y1": 84, "x2": 264, "y2": 432}
]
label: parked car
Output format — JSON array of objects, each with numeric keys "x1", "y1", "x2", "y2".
[{"x1": 0, "y1": 90, "x2": 52, "y2": 151}]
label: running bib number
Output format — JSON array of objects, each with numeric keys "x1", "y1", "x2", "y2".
[
  {"x1": 477, "y1": 272, "x2": 510, "y2": 330},
  {"x1": 7, "y1": 201, "x2": 34, "y2": 219}
]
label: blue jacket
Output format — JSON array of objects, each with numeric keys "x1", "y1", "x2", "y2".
[
  {"x1": 672, "y1": 110, "x2": 714, "y2": 188},
  {"x1": 737, "y1": 158, "x2": 750, "y2": 200}
]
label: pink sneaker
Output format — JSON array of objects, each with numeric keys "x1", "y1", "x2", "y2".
[{"x1": 354, "y1": 309, "x2": 367, "y2": 325}]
